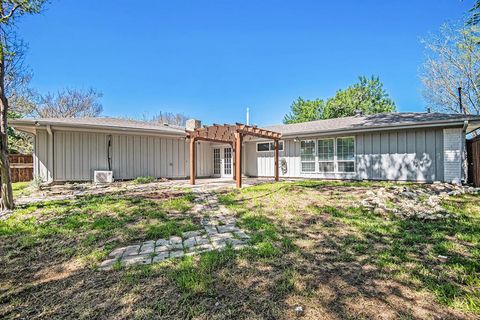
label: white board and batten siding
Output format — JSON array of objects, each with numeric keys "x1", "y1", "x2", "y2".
[
  {"x1": 245, "y1": 128, "x2": 465, "y2": 183},
  {"x1": 34, "y1": 129, "x2": 213, "y2": 182},
  {"x1": 111, "y1": 135, "x2": 212, "y2": 180},
  {"x1": 34, "y1": 130, "x2": 50, "y2": 181},
  {"x1": 33, "y1": 126, "x2": 465, "y2": 184}
]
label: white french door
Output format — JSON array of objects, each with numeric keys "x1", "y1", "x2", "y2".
[{"x1": 213, "y1": 146, "x2": 233, "y2": 178}]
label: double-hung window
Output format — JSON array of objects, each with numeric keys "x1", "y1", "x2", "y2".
[
  {"x1": 336, "y1": 137, "x2": 355, "y2": 172},
  {"x1": 300, "y1": 140, "x2": 316, "y2": 172},
  {"x1": 317, "y1": 138, "x2": 335, "y2": 172},
  {"x1": 300, "y1": 137, "x2": 355, "y2": 173}
]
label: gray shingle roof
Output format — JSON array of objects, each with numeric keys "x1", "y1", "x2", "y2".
[
  {"x1": 10, "y1": 117, "x2": 186, "y2": 135},
  {"x1": 265, "y1": 112, "x2": 480, "y2": 136},
  {"x1": 11, "y1": 112, "x2": 480, "y2": 137}
]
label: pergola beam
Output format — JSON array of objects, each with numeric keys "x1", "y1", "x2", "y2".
[{"x1": 187, "y1": 122, "x2": 281, "y2": 188}]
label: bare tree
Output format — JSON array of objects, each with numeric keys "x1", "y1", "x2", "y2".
[
  {"x1": 147, "y1": 111, "x2": 188, "y2": 126},
  {"x1": 420, "y1": 23, "x2": 480, "y2": 115},
  {"x1": 0, "y1": 0, "x2": 47, "y2": 210},
  {"x1": 31, "y1": 88, "x2": 103, "y2": 118},
  {"x1": 4, "y1": 36, "x2": 35, "y2": 154}
]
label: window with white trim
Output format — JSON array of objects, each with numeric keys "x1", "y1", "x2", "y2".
[
  {"x1": 300, "y1": 140, "x2": 316, "y2": 172},
  {"x1": 317, "y1": 138, "x2": 334, "y2": 172},
  {"x1": 336, "y1": 137, "x2": 355, "y2": 172},
  {"x1": 256, "y1": 141, "x2": 284, "y2": 152},
  {"x1": 300, "y1": 137, "x2": 356, "y2": 173}
]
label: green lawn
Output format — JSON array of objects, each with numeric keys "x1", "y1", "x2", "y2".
[
  {"x1": 217, "y1": 181, "x2": 480, "y2": 317},
  {"x1": 1, "y1": 189, "x2": 197, "y2": 268},
  {"x1": 12, "y1": 181, "x2": 31, "y2": 198},
  {"x1": 1, "y1": 180, "x2": 479, "y2": 319}
]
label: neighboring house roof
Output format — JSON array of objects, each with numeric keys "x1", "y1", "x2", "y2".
[
  {"x1": 10, "y1": 117, "x2": 187, "y2": 136},
  {"x1": 265, "y1": 112, "x2": 480, "y2": 137}
]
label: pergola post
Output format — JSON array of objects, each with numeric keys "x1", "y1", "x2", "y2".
[
  {"x1": 190, "y1": 138, "x2": 196, "y2": 185},
  {"x1": 235, "y1": 132, "x2": 242, "y2": 188},
  {"x1": 231, "y1": 142, "x2": 236, "y2": 181},
  {"x1": 274, "y1": 139, "x2": 279, "y2": 181}
]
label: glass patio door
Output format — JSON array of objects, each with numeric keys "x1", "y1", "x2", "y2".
[
  {"x1": 223, "y1": 147, "x2": 232, "y2": 177},
  {"x1": 213, "y1": 147, "x2": 232, "y2": 178}
]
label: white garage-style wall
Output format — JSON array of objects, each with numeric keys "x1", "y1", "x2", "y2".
[
  {"x1": 34, "y1": 129, "x2": 213, "y2": 182},
  {"x1": 244, "y1": 127, "x2": 460, "y2": 183},
  {"x1": 111, "y1": 134, "x2": 212, "y2": 180},
  {"x1": 32, "y1": 125, "x2": 465, "y2": 184}
]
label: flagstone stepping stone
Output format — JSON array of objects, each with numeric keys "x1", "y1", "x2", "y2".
[
  {"x1": 204, "y1": 226, "x2": 218, "y2": 235},
  {"x1": 218, "y1": 225, "x2": 238, "y2": 233},
  {"x1": 170, "y1": 250, "x2": 184, "y2": 258},
  {"x1": 183, "y1": 237, "x2": 196, "y2": 248},
  {"x1": 123, "y1": 245, "x2": 141, "y2": 256},
  {"x1": 139, "y1": 242, "x2": 155, "y2": 254},
  {"x1": 169, "y1": 236, "x2": 182, "y2": 244},
  {"x1": 182, "y1": 230, "x2": 202, "y2": 238},
  {"x1": 99, "y1": 258, "x2": 118, "y2": 270},
  {"x1": 122, "y1": 254, "x2": 152, "y2": 266},
  {"x1": 155, "y1": 239, "x2": 168, "y2": 246},
  {"x1": 100, "y1": 190, "x2": 251, "y2": 270},
  {"x1": 196, "y1": 243, "x2": 214, "y2": 252},
  {"x1": 108, "y1": 247, "x2": 126, "y2": 258},
  {"x1": 195, "y1": 235, "x2": 210, "y2": 245},
  {"x1": 152, "y1": 252, "x2": 169, "y2": 263},
  {"x1": 155, "y1": 245, "x2": 170, "y2": 253}
]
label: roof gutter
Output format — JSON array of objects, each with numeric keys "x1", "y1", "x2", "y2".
[
  {"x1": 10, "y1": 119, "x2": 187, "y2": 137},
  {"x1": 279, "y1": 120, "x2": 476, "y2": 139}
]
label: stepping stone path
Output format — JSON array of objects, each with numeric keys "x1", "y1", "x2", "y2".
[{"x1": 99, "y1": 191, "x2": 250, "y2": 270}]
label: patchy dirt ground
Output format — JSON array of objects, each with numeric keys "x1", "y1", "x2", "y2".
[{"x1": 1, "y1": 180, "x2": 479, "y2": 319}]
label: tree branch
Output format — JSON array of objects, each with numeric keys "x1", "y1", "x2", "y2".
[{"x1": 0, "y1": 4, "x2": 20, "y2": 23}]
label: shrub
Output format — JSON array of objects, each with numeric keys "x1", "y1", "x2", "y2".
[
  {"x1": 133, "y1": 176, "x2": 156, "y2": 184},
  {"x1": 30, "y1": 176, "x2": 43, "y2": 191}
]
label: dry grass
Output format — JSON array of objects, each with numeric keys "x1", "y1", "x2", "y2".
[{"x1": 1, "y1": 180, "x2": 479, "y2": 319}]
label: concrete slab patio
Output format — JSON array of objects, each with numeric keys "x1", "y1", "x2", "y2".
[{"x1": 13, "y1": 177, "x2": 277, "y2": 207}]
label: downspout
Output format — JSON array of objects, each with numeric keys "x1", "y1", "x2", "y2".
[
  {"x1": 107, "y1": 135, "x2": 112, "y2": 171},
  {"x1": 462, "y1": 120, "x2": 469, "y2": 184},
  {"x1": 46, "y1": 125, "x2": 54, "y2": 183}
]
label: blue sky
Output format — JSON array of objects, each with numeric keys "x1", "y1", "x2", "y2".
[{"x1": 18, "y1": 0, "x2": 473, "y2": 126}]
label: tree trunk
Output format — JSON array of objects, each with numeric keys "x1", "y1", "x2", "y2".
[{"x1": 0, "y1": 28, "x2": 14, "y2": 210}]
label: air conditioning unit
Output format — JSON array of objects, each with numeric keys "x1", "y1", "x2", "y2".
[{"x1": 94, "y1": 170, "x2": 114, "y2": 184}]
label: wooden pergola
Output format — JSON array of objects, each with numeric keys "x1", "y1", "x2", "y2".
[{"x1": 187, "y1": 123, "x2": 282, "y2": 188}]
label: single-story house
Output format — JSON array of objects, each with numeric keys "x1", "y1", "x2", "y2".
[{"x1": 10, "y1": 112, "x2": 480, "y2": 185}]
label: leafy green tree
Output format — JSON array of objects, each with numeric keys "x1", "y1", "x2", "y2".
[
  {"x1": 283, "y1": 97, "x2": 324, "y2": 124},
  {"x1": 322, "y1": 76, "x2": 396, "y2": 119},
  {"x1": 7, "y1": 111, "x2": 31, "y2": 154}
]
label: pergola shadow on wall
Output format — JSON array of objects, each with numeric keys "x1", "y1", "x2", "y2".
[{"x1": 187, "y1": 123, "x2": 282, "y2": 188}]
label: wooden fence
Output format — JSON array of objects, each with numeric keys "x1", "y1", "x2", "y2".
[
  {"x1": 467, "y1": 136, "x2": 480, "y2": 187},
  {"x1": 9, "y1": 154, "x2": 33, "y2": 183}
]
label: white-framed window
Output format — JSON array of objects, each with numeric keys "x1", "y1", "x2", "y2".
[
  {"x1": 336, "y1": 137, "x2": 355, "y2": 172},
  {"x1": 300, "y1": 140, "x2": 316, "y2": 172},
  {"x1": 256, "y1": 141, "x2": 284, "y2": 152},
  {"x1": 317, "y1": 138, "x2": 335, "y2": 172},
  {"x1": 300, "y1": 137, "x2": 355, "y2": 173}
]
